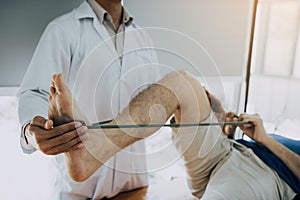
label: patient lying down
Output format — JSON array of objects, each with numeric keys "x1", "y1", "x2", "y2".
[{"x1": 48, "y1": 71, "x2": 299, "y2": 199}]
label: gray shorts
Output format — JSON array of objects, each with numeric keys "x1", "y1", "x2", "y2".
[{"x1": 172, "y1": 111, "x2": 296, "y2": 200}]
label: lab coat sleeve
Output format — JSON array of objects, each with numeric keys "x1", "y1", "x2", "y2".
[{"x1": 18, "y1": 21, "x2": 74, "y2": 154}]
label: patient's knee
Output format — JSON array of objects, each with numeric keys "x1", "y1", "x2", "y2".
[{"x1": 160, "y1": 70, "x2": 210, "y2": 122}]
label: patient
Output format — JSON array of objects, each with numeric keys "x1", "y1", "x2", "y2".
[{"x1": 47, "y1": 71, "x2": 299, "y2": 199}]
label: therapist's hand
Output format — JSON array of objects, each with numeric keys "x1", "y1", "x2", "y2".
[{"x1": 26, "y1": 116, "x2": 88, "y2": 155}]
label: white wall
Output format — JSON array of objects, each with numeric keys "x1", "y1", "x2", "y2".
[
  {"x1": 124, "y1": 0, "x2": 255, "y2": 114},
  {"x1": 124, "y1": 0, "x2": 254, "y2": 76}
]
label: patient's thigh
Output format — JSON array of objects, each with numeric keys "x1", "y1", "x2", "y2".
[
  {"x1": 172, "y1": 111, "x2": 231, "y2": 198},
  {"x1": 202, "y1": 147, "x2": 295, "y2": 200}
]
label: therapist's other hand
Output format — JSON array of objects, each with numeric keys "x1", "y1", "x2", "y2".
[
  {"x1": 26, "y1": 116, "x2": 88, "y2": 155},
  {"x1": 238, "y1": 113, "x2": 269, "y2": 144}
]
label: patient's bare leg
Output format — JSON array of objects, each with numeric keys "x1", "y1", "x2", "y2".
[
  {"x1": 48, "y1": 71, "x2": 211, "y2": 182},
  {"x1": 48, "y1": 74, "x2": 99, "y2": 181}
]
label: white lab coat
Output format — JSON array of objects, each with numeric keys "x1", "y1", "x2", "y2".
[{"x1": 18, "y1": 1, "x2": 165, "y2": 199}]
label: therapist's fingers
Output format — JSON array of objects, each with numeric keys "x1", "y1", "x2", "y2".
[
  {"x1": 28, "y1": 122, "x2": 88, "y2": 155},
  {"x1": 45, "y1": 119, "x2": 53, "y2": 130},
  {"x1": 31, "y1": 121, "x2": 82, "y2": 139},
  {"x1": 31, "y1": 116, "x2": 53, "y2": 130},
  {"x1": 44, "y1": 131, "x2": 88, "y2": 155},
  {"x1": 47, "y1": 143, "x2": 83, "y2": 155},
  {"x1": 48, "y1": 126, "x2": 87, "y2": 145},
  {"x1": 38, "y1": 127, "x2": 88, "y2": 155}
]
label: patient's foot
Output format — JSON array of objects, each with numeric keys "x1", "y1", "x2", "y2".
[
  {"x1": 48, "y1": 74, "x2": 74, "y2": 126},
  {"x1": 48, "y1": 73, "x2": 97, "y2": 182}
]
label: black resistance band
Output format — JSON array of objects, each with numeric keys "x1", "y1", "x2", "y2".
[{"x1": 78, "y1": 120, "x2": 251, "y2": 130}]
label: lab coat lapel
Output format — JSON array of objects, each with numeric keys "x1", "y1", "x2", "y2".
[
  {"x1": 92, "y1": 20, "x2": 119, "y2": 63},
  {"x1": 122, "y1": 25, "x2": 138, "y2": 70}
]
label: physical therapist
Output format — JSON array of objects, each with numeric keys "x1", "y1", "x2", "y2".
[{"x1": 18, "y1": 0, "x2": 164, "y2": 199}]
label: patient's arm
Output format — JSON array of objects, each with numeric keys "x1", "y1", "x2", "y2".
[
  {"x1": 239, "y1": 114, "x2": 300, "y2": 180},
  {"x1": 48, "y1": 71, "x2": 211, "y2": 181}
]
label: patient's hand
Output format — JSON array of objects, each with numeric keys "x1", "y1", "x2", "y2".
[
  {"x1": 223, "y1": 112, "x2": 238, "y2": 139},
  {"x1": 238, "y1": 113, "x2": 268, "y2": 143}
]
